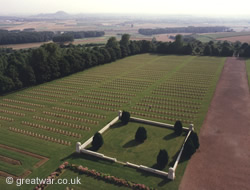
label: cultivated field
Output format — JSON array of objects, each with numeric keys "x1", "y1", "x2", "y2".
[
  {"x1": 216, "y1": 35, "x2": 250, "y2": 43},
  {"x1": 0, "y1": 54, "x2": 225, "y2": 189},
  {"x1": 193, "y1": 32, "x2": 250, "y2": 42}
]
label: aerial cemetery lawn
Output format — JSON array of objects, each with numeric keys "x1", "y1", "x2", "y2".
[{"x1": 0, "y1": 54, "x2": 225, "y2": 189}]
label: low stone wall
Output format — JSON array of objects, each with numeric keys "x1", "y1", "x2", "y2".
[
  {"x1": 77, "y1": 116, "x2": 119, "y2": 151},
  {"x1": 168, "y1": 128, "x2": 193, "y2": 180},
  {"x1": 173, "y1": 129, "x2": 193, "y2": 171},
  {"x1": 76, "y1": 110, "x2": 195, "y2": 181},
  {"x1": 130, "y1": 117, "x2": 190, "y2": 131},
  {"x1": 126, "y1": 162, "x2": 169, "y2": 178},
  {"x1": 98, "y1": 116, "x2": 119, "y2": 134},
  {"x1": 126, "y1": 162, "x2": 140, "y2": 169},
  {"x1": 81, "y1": 149, "x2": 117, "y2": 162},
  {"x1": 139, "y1": 165, "x2": 169, "y2": 177}
]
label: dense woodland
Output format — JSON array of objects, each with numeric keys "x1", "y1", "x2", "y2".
[
  {"x1": 1, "y1": 34, "x2": 250, "y2": 95},
  {"x1": 0, "y1": 30, "x2": 105, "y2": 45},
  {"x1": 138, "y1": 26, "x2": 231, "y2": 35}
]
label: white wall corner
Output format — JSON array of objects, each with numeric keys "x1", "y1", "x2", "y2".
[
  {"x1": 76, "y1": 142, "x2": 81, "y2": 153},
  {"x1": 118, "y1": 110, "x2": 122, "y2": 119},
  {"x1": 168, "y1": 167, "x2": 175, "y2": 180},
  {"x1": 189, "y1": 124, "x2": 194, "y2": 131}
]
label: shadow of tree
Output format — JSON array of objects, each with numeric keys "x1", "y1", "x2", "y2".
[
  {"x1": 110, "y1": 122, "x2": 124, "y2": 129},
  {"x1": 168, "y1": 149, "x2": 189, "y2": 167},
  {"x1": 163, "y1": 132, "x2": 177, "y2": 141},
  {"x1": 151, "y1": 163, "x2": 165, "y2": 170},
  {"x1": 61, "y1": 151, "x2": 114, "y2": 164},
  {"x1": 122, "y1": 139, "x2": 141, "y2": 148},
  {"x1": 87, "y1": 146, "x2": 100, "y2": 151},
  {"x1": 61, "y1": 152, "x2": 82, "y2": 161},
  {"x1": 158, "y1": 179, "x2": 171, "y2": 187}
]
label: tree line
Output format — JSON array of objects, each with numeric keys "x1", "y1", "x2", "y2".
[
  {"x1": 0, "y1": 34, "x2": 150, "y2": 94},
  {"x1": 0, "y1": 30, "x2": 105, "y2": 45},
  {"x1": 1, "y1": 34, "x2": 250, "y2": 95},
  {"x1": 138, "y1": 26, "x2": 231, "y2": 35},
  {"x1": 52, "y1": 31, "x2": 105, "y2": 43}
]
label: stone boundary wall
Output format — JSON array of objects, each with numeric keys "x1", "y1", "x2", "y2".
[
  {"x1": 130, "y1": 117, "x2": 190, "y2": 131},
  {"x1": 77, "y1": 116, "x2": 119, "y2": 151},
  {"x1": 81, "y1": 149, "x2": 117, "y2": 162},
  {"x1": 168, "y1": 127, "x2": 193, "y2": 180},
  {"x1": 76, "y1": 111, "x2": 194, "y2": 180}
]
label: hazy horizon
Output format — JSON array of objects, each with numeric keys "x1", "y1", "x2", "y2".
[{"x1": 1, "y1": 0, "x2": 250, "y2": 17}]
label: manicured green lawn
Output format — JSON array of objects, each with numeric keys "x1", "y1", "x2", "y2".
[
  {"x1": 97, "y1": 121, "x2": 186, "y2": 171},
  {"x1": 0, "y1": 54, "x2": 225, "y2": 190},
  {"x1": 0, "y1": 147, "x2": 40, "y2": 176}
]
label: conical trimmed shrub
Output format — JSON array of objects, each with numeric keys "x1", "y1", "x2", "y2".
[{"x1": 135, "y1": 127, "x2": 147, "y2": 143}]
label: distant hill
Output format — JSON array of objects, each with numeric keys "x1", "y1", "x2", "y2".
[{"x1": 32, "y1": 11, "x2": 72, "y2": 19}]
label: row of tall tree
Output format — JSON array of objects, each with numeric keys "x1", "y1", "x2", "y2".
[
  {"x1": 0, "y1": 30, "x2": 105, "y2": 45},
  {"x1": 1, "y1": 34, "x2": 250, "y2": 95},
  {"x1": 138, "y1": 26, "x2": 231, "y2": 35},
  {"x1": 0, "y1": 30, "x2": 54, "y2": 45},
  {"x1": 0, "y1": 34, "x2": 151, "y2": 94}
]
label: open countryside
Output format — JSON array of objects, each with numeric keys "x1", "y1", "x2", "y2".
[{"x1": 1, "y1": 1, "x2": 250, "y2": 189}]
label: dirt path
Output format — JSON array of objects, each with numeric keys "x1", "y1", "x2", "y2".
[{"x1": 179, "y1": 57, "x2": 250, "y2": 190}]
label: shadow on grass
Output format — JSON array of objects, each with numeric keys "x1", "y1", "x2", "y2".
[
  {"x1": 135, "y1": 166, "x2": 172, "y2": 186},
  {"x1": 61, "y1": 152, "x2": 115, "y2": 164},
  {"x1": 122, "y1": 139, "x2": 141, "y2": 148},
  {"x1": 87, "y1": 146, "x2": 100, "y2": 151},
  {"x1": 168, "y1": 149, "x2": 190, "y2": 167},
  {"x1": 163, "y1": 132, "x2": 177, "y2": 141},
  {"x1": 61, "y1": 152, "x2": 83, "y2": 161},
  {"x1": 110, "y1": 122, "x2": 124, "y2": 129},
  {"x1": 151, "y1": 163, "x2": 165, "y2": 170},
  {"x1": 158, "y1": 178, "x2": 172, "y2": 187}
]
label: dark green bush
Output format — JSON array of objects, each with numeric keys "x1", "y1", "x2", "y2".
[
  {"x1": 183, "y1": 138, "x2": 196, "y2": 159},
  {"x1": 92, "y1": 132, "x2": 104, "y2": 149},
  {"x1": 190, "y1": 131, "x2": 199, "y2": 150},
  {"x1": 120, "y1": 111, "x2": 130, "y2": 124},
  {"x1": 174, "y1": 120, "x2": 183, "y2": 136},
  {"x1": 157, "y1": 149, "x2": 169, "y2": 168},
  {"x1": 135, "y1": 127, "x2": 147, "y2": 143}
]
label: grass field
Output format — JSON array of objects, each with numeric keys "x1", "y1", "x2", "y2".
[
  {"x1": 96, "y1": 121, "x2": 186, "y2": 171},
  {"x1": 0, "y1": 54, "x2": 225, "y2": 190},
  {"x1": 0, "y1": 147, "x2": 40, "y2": 176}
]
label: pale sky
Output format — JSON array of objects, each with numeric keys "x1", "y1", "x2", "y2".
[{"x1": 0, "y1": 0, "x2": 250, "y2": 16}]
